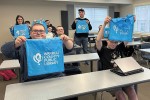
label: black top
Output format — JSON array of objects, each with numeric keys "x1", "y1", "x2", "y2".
[
  {"x1": 97, "y1": 46, "x2": 120, "y2": 70},
  {"x1": 71, "y1": 18, "x2": 92, "y2": 38},
  {"x1": 97, "y1": 42, "x2": 134, "y2": 70}
]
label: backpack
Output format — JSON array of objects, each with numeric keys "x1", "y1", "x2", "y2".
[{"x1": 0, "y1": 70, "x2": 17, "y2": 81}]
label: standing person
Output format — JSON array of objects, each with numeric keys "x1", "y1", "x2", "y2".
[
  {"x1": 10, "y1": 15, "x2": 25, "y2": 36},
  {"x1": 72, "y1": 8, "x2": 92, "y2": 65},
  {"x1": 1, "y1": 23, "x2": 73, "y2": 82},
  {"x1": 45, "y1": 20, "x2": 57, "y2": 34},
  {"x1": 96, "y1": 16, "x2": 138, "y2": 100}
]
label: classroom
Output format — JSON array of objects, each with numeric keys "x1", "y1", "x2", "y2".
[{"x1": 0, "y1": 0, "x2": 150, "y2": 100}]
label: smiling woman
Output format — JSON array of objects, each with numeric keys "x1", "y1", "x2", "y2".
[{"x1": 9, "y1": 15, "x2": 25, "y2": 36}]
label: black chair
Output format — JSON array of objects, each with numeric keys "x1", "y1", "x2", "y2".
[
  {"x1": 64, "y1": 50, "x2": 82, "y2": 100},
  {"x1": 140, "y1": 43, "x2": 150, "y2": 65},
  {"x1": 97, "y1": 60, "x2": 104, "y2": 71},
  {"x1": 132, "y1": 37, "x2": 141, "y2": 58},
  {"x1": 64, "y1": 50, "x2": 82, "y2": 76},
  {"x1": 88, "y1": 34, "x2": 96, "y2": 49},
  {"x1": 141, "y1": 36, "x2": 149, "y2": 42}
]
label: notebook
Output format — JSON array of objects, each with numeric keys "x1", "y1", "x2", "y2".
[{"x1": 110, "y1": 57, "x2": 144, "y2": 76}]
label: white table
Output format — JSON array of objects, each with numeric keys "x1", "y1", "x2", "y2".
[
  {"x1": 127, "y1": 41, "x2": 143, "y2": 46},
  {"x1": 88, "y1": 34, "x2": 97, "y2": 38},
  {"x1": 139, "y1": 48, "x2": 150, "y2": 53},
  {"x1": 64, "y1": 53, "x2": 98, "y2": 63},
  {"x1": 0, "y1": 60, "x2": 20, "y2": 70},
  {"x1": 0, "y1": 53, "x2": 99, "y2": 72},
  {"x1": 65, "y1": 53, "x2": 99, "y2": 72},
  {"x1": 4, "y1": 67, "x2": 150, "y2": 100},
  {"x1": 127, "y1": 41, "x2": 150, "y2": 46}
]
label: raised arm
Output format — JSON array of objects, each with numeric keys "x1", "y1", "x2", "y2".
[
  {"x1": 96, "y1": 16, "x2": 111, "y2": 51},
  {"x1": 71, "y1": 19, "x2": 77, "y2": 30},
  {"x1": 9, "y1": 26, "x2": 14, "y2": 36},
  {"x1": 1, "y1": 36, "x2": 26, "y2": 59},
  {"x1": 59, "y1": 34, "x2": 74, "y2": 50}
]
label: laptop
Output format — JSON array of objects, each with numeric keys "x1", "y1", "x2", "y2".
[{"x1": 110, "y1": 57, "x2": 144, "y2": 76}]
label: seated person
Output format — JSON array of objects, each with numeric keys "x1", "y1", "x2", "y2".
[
  {"x1": 55, "y1": 26, "x2": 81, "y2": 76},
  {"x1": 46, "y1": 26, "x2": 55, "y2": 38},
  {"x1": 1, "y1": 23, "x2": 73, "y2": 82},
  {"x1": 25, "y1": 20, "x2": 31, "y2": 30},
  {"x1": 95, "y1": 16, "x2": 138, "y2": 100},
  {"x1": 9, "y1": 15, "x2": 25, "y2": 36},
  {"x1": 45, "y1": 19, "x2": 57, "y2": 35}
]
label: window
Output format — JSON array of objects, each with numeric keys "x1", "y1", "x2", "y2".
[
  {"x1": 134, "y1": 5, "x2": 150, "y2": 33},
  {"x1": 75, "y1": 7, "x2": 108, "y2": 33}
]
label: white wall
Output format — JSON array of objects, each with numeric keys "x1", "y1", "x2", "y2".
[
  {"x1": 0, "y1": 0, "x2": 67, "y2": 48},
  {"x1": 120, "y1": 0, "x2": 150, "y2": 17},
  {"x1": 133, "y1": 0, "x2": 150, "y2": 5},
  {"x1": 0, "y1": 0, "x2": 135, "y2": 48},
  {"x1": 119, "y1": 4, "x2": 133, "y2": 17}
]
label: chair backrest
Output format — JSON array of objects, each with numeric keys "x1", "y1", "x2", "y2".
[
  {"x1": 64, "y1": 49, "x2": 81, "y2": 75},
  {"x1": 97, "y1": 60, "x2": 104, "y2": 71},
  {"x1": 140, "y1": 43, "x2": 150, "y2": 59},
  {"x1": 141, "y1": 36, "x2": 149, "y2": 42},
  {"x1": 133, "y1": 38, "x2": 141, "y2": 41},
  {"x1": 141, "y1": 43, "x2": 150, "y2": 49}
]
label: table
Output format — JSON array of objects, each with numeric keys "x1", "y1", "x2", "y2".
[
  {"x1": 0, "y1": 60, "x2": 20, "y2": 70},
  {"x1": 127, "y1": 41, "x2": 143, "y2": 46},
  {"x1": 88, "y1": 34, "x2": 97, "y2": 38},
  {"x1": 127, "y1": 41, "x2": 150, "y2": 46},
  {"x1": 4, "y1": 67, "x2": 150, "y2": 100},
  {"x1": 65, "y1": 53, "x2": 99, "y2": 72},
  {"x1": 0, "y1": 53, "x2": 99, "y2": 72},
  {"x1": 139, "y1": 48, "x2": 150, "y2": 53},
  {"x1": 88, "y1": 34, "x2": 107, "y2": 50}
]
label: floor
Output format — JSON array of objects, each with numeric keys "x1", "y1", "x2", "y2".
[{"x1": 0, "y1": 49, "x2": 150, "y2": 100}]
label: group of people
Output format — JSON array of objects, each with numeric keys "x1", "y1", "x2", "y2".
[{"x1": 1, "y1": 8, "x2": 138, "y2": 100}]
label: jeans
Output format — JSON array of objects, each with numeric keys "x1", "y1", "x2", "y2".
[{"x1": 74, "y1": 36, "x2": 88, "y2": 54}]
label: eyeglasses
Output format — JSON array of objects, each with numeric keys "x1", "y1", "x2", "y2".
[{"x1": 31, "y1": 30, "x2": 45, "y2": 34}]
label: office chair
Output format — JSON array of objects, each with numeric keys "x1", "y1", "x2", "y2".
[
  {"x1": 64, "y1": 50, "x2": 82, "y2": 76},
  {"x1": 140, "y1": 43, "x2": 150, "y2": 66},
  {"x1": 132, "y1": 37, "x2": 141, "y2": 59}
]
